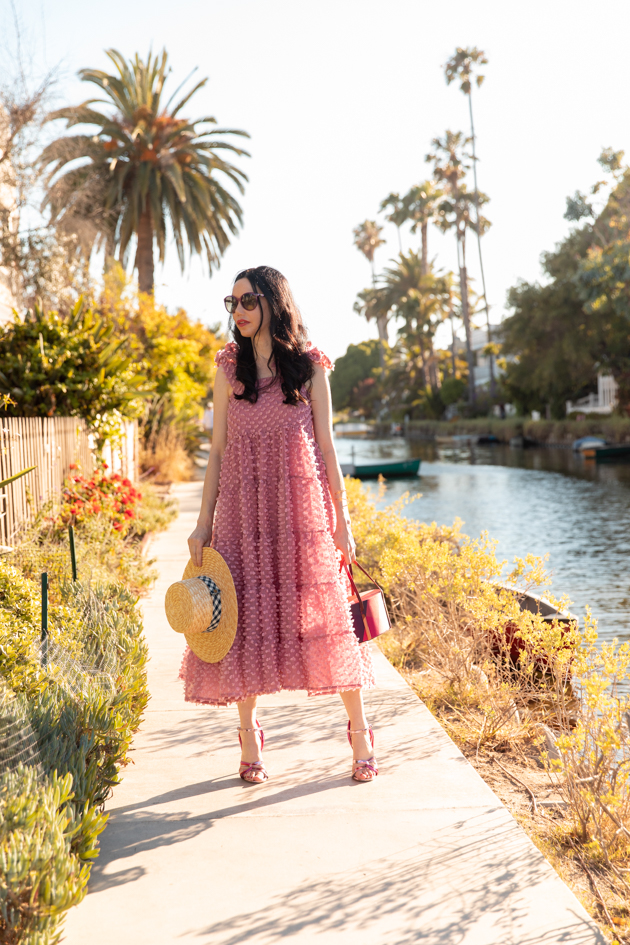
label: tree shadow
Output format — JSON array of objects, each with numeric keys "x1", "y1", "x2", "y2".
[
  {"x1": 180, "y1": 810, "x2": 604, "y2": 945},
  {"x1": 89, "y1": 770, "x2": 368, "y2": 893}
]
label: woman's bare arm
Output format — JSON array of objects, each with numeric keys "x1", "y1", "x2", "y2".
[
  {"x1": 188, "y1": 366, "x2": 230, "y2": 567},
  {"x1": 309, "y1": 362, "x2": 356, "y2": 564}
]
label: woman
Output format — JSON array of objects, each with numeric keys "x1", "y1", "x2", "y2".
[{"x1": 183, "y1": 266, "x2": 376, "y2": 783}]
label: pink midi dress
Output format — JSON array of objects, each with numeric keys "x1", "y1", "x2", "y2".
[{"x1": 179, "y1": 341, "x2": 375, "y2": 706}]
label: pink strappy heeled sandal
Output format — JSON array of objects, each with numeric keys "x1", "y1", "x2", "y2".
[
  {"x1": 238, "y1": 720, "x2": 269, "y2": 784},
  {"x1": 347, "y1": 722, "x2": 378, "y2": 782}
]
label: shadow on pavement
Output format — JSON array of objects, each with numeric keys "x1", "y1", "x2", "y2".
[{"x1": 181, "y1": 812, "x2": 604, "y2": 945}]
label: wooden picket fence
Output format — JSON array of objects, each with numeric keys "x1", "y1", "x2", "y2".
[{"x1": 0, "y1": 416, "x2": 138, "y2": 548}]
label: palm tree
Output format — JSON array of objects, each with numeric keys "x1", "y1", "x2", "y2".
[
  {"x1": 444, "y1": 47, "x2": 495, "y2": 394},
  {"x1": 40, "y1": 49, "x2": 249, "y2": 294},
  {"x1": 353, "y1": 283, "x2": 390, "y2": 370},
  {"x1": 379, "y1": 193, "x2": 404, "y2": 252},
  {"x1": 426, "y1": 131, "x2": 490, "y2": 405},
  {"x1": 400, "y1": 181, "x2": 443, "y2": 276},
  {"x1": 380, "y1": 252, "x2": 452, "y2": 394},
  {"x1": 353, "y1": 219, "x2": 386, "y2": 288},
  {"x1": 353, "y1": 219, "x2": 388, "y2": 369}
]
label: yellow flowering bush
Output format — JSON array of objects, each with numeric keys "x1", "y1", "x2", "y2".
[{"x1": 347, "y1": 475, "x2": 630, "y2": 903}]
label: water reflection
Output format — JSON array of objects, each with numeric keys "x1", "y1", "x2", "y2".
[{"x1": 335, "y1": 436, "x2": 630, "y2": 644}]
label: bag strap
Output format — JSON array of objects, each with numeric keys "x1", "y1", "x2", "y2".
[
  {"x1": 349, "y1": 560, "x2": 387, "y2": 598},
  {"x1": 341, "y1": 561, "x2": 367, "y2": 621}
]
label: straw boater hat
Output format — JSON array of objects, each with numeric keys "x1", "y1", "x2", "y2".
[{"x1": 164, "y1": 548, "x2": 238, "y2": 663}]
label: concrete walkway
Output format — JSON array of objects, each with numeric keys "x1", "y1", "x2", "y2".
[{"x1": 63, "y1": 482, "x2": 604, "y2": 945}]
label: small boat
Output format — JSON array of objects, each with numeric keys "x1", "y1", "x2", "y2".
[
  {"x1": 476, "y1": 434, "x2": 500, "y2": 445},
  {"x1": 500, "y1": 584, "x2": 576, "y2": 626},
  {"x1": 494, "y1": 584, "x2": 577, "y2": 669},
  {"x1": 586, "y1": 444, "x2": 630, "y2": 461},
  {"x1": 435, "y1": 434, "x2": 475, "y2": 445},
  {"x1": 509, "y1": 435, "x2": 537, "y2": 448},
  {"x1": 340, "y1": 458, "x2": 421, "y2": 479},
  {"x1": 573, "y1": 436, "x2": 606, "y2": 452}
]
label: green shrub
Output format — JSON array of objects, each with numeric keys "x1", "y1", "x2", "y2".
[
  {"x1": 0, "y1": 565, "x2": 148, "y2": 944},
  {"x1": 0, "y1": 767, "x2": 102, "y2": 945},
  {"x1": 0, "y1": 479, "x2": 166, "y2": 942},
  {"x1": 0, "y1": 300, "x2": 148, "y2": 427},
  {"x1": 10, "y1": 507, "x2": 158, "y2": 596}
]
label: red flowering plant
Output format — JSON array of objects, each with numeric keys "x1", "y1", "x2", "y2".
[{"x1": 58, "y1": 463, "x2": 142, "y2": 536}]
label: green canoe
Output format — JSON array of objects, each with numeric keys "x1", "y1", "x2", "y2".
[{"x1": 340, "y1": 458, "x2": 421, "y2": 479}]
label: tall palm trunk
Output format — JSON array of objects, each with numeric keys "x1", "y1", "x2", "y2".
[
  {"x1": 376, "y1": 314, "x2": 387, "y2": 370},
  {"x1": 449, "y1": 310, "x2": 457, "y2": 377},
  {"x1": 427, "y1": 340, "x2": 441, "y2": 392},
  {"x1": 418, "y1": 344, "x2": 428, "y2": 390},
  {"x1": 458, "y1": 238, "x2": 476, "y2": 405},
  {"x1": 371, "y1": 261, "x2": 387, "y2": 371},
  {"x1": 468, "y1": 89, "x2": 495, "y2": 396},
  {"x1": 136, "y1": 203, "x2": 154, "y2": 294},
  {"x1": 421, "y1": 221, "x2": 428, "y2": 277}
]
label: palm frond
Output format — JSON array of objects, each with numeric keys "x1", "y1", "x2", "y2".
[{"x1": 171, "y1": 78, "x2": 208, "y2": 117}]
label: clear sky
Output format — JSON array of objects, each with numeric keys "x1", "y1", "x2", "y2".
[{"x1": 4, "y1": 0, "x2": 630, "y2": 361}]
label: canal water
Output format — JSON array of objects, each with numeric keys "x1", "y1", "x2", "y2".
[{"x1": 335, "y1": 436, "x2": 630, "y2": 646}]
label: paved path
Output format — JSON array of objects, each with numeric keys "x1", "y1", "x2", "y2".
[{"x1": 63, "y1": 482, "x2": 604, "y2": 945}]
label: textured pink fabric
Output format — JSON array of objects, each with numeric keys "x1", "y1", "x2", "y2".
[{"x1": 179, "y1": 341, "x2": 375, "y2": 705}]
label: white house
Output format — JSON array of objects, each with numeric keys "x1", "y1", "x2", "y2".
[{"x1": 454, "y1": 326, "x2": 504, "y2": 389}]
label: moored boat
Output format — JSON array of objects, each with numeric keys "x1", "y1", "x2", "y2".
[
  {"x1": 340, "y1": 458, "x2": 421, "y2": 479},
  {"x1": 573, "y1": 436, "x2": 606, "y2": 452},
  {"x1": 586, "y1": 443, "x2": 630, "y2": 461},
  {"x1": 499, "y1": 584, "x2": 576, "y2": 626},
  {"x1": 509, "y1": 435, "x2": 537, "y2": 448}
]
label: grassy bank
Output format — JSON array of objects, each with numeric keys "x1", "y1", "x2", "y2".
[
  {"x1": 0, "y1": 479, "x2": 176, "y2": 944},
  {"x1": 370, "y1": 416, "x2": 630, "y2": 446},
  {"x1": 348, "y1": 477, "x2": 630, "y2": 943}
]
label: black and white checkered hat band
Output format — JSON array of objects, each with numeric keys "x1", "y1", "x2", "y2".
[{"x1": 196, "y1": 575, "x2": 222, "y2": 632}]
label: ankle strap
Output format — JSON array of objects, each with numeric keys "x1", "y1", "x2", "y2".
[
  {"x1": 348, "y1": 727, "x2": 370, "y2": 734},
  {"x1": 237, "y1": 727, "x2": 260, "y2": 732}
]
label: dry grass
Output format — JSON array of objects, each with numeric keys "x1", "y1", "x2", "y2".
[{"x1": 140, "y1": 424, "x2": 194, "y2": 483}]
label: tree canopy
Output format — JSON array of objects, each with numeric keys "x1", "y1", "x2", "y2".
[
  {"x1": 329, "y1": 340, "x2": 381, "y2": 413},
  {"x1": 501, "y1": 157, "x2": 630, "y2": 415}
]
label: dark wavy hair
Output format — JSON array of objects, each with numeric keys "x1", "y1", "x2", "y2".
[{"x1": 230, "y1": 266, "x2": 314, "y2": 405}]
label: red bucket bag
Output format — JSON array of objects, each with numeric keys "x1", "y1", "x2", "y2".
[{"x1": 343, "y1": 561, "x2": 391, "y2": 644}]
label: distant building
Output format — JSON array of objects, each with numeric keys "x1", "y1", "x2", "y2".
[
  {"x1": 566, "y1": 374, "x2": 618, "y2": 416},
  {"x1": 453, "y1": 326, "x2": 505, "y2": 390}
]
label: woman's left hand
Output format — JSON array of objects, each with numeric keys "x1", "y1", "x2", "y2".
[{"x1": 333, "y1": 521, "x2": 356, "y2": 566}]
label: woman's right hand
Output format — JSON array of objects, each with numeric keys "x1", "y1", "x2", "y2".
[{"x1": 188, "y1": 522, "x2": 213, "y2": 567}]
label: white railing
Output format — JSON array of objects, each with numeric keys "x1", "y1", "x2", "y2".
[{"x1": 566, "y1": 373, "x2": 618, "y2": 416}]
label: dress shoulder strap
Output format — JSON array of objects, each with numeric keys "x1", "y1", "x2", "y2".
[
  {"x1": 215, "y1": 342, "x2": 242, "y2": 392},
  {"x1": 305, "y1": 342, "x2": 333, "y2": 371}
]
